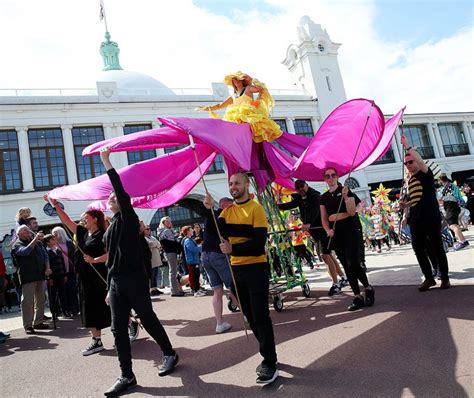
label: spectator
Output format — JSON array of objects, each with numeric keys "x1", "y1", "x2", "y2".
[
  {"x1": 0, "y1": 253, "x2": 6, "y2": 314},
  {"x1": 158, "y1": 217, "x2": 184, "y2": 297},
  {"x1": 143, "y1": 225, "x2": 164, "y2": 295},
  {"x1": 52, "y1": 226, "x2": 79, "y2": 316},
  {"x1": 139, "y1": 221, "x2": 153, "y2": 282},
  {"x1": 11, "y1": 225, "x2": 52, "y2": 334},
  {"x1": 44, "y1": 234, "x2": 68, "y2": 318},
  {"x1": 202, "y1": 197, "x2": 236, "y2": 334},
  {"x1": 181, "y1": 226, "x2": 205, "y2": 297}
]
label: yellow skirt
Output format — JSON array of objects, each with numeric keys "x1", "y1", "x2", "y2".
[{"x1": 222, "y1": 103, "x2": 282, "y2": 143}]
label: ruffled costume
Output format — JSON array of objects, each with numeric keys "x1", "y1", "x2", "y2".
[{"x1": 208, "y1": 72, "x2": 283, "y2": 143}]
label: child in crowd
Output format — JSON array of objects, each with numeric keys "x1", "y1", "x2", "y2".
[{"x1": 44, "y1": 234, "x2": 69, "y2": 318}]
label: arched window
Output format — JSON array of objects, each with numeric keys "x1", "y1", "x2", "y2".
[{"x1": 344, "y1": 177, "x2": 360, "y2": 190}]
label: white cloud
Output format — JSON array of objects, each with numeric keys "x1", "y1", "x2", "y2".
[{"x1": 0, "y1": 0, "x2": 471, "y2": 114}]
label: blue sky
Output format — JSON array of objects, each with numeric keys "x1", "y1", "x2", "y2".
[
  {"x1": 194, "y1": 0, "x2": 473, "y2": 46},
  {"x1": 374, "y1": 0, "x2": 472, "y2": 46}
]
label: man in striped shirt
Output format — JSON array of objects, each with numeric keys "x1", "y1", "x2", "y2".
[
  {"x1": 203, "y1": 173, "x2": 278, "y2": 385},
  {"x1": 400, "y1": 136, "x2": 450, "y2": 291}
]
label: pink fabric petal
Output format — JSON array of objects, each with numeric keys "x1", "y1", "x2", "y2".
[
  {"x1": 82, "y1": 126, "x2": 190, "y2": 155},
  {"x1": 50, "y1": 145, "x2": 215, "y2": 204},
  {"x1": 159, "y1": 117, "x2": 254, "y2": 171},
  {"x1": 355, "y1": 107, "x2": 405, "y2": 170},
  {"x1": 292, "y1": 99, "x2": 385, "y2": 180}
]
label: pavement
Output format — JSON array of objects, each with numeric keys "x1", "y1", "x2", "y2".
[{"x1": 1, "y1": 229, "x2": 473, "y2": 397}]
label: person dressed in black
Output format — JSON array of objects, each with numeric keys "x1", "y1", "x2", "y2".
[
  {"x1": 44, "y1": 234, "x2": 68, "y2": 318},
  {"x1": 399, "y1": 136, "x2": 450, "y2": 291},
  {"x1": 320, "y1": 167, "x2": 374, "y2": 311},
  {"x1": 45, "y1": 195, "x2": 111, "y2": 355},
  {"x1": 100, "y1": 148, "x2": 178, "y2": 397}
]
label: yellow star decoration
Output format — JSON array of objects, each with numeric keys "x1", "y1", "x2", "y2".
[{"x1": 371, "y1": 183, "x2": 392, "y2": 200}]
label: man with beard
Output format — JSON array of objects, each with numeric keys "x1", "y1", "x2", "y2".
[{"x1": 203, "y1": 173, "x2": 278, "y2": 385}]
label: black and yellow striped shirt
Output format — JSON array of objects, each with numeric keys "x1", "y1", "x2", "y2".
[
  {"x1": 407, "y1": 168, "x2": 440, "y2": 224},
  {"x1": 219, "y1": 198, "x2": 268, "y2": 266},
  {"x1": 408, "y1": 175, "x2": 423, "y2": 207}
]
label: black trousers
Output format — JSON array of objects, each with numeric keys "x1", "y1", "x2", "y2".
[
  {"x1": 410, "y1": 221, "x2": 449, "y2": 280},
  {"x1": 333, "y1": 220, "x2": 369, "y2": 295},
  {"x1": 232, "y1": 264, "x2": 277, "y2": 368},
  {"x1": 50, "y1": 276, "x2": 67, "y2": 316},
  {"x1": 109, "y1": 271, "x2": 174, "y2": 378}
]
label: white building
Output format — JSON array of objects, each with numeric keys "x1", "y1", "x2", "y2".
[{"x1": 1, "y1": 16, "x2": 473, "y2": 258}]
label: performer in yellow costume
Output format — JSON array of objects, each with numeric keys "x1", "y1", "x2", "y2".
[{"x1": 197, "y1": 71, "x2": 282, "y2": 143}]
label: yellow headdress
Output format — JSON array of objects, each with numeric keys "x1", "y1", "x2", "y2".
[{"x1": 223, "y1": 71, "x2": 252, "y2": 87}]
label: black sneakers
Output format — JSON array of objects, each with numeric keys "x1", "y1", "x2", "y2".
[
  {"x1": 82, "y1": 338, "x2": 105, "y2": 356},
  {"x1": 104, "y1": 375, "x2": 137, "y2": 397},
  {"x1": 158, "y1": 352, "x2": 179, "y2": 376},
  {"x1": 347, "y1": 296, "x2": 365, "y2": 312},
  {"x1": 328, "y1": 283, "x2": 341, "y2": 296},
  {"x1": 256, "y1": 365, "x2": 279, "y2": 385},
  {"x1": 418, "y1": 279, "x2": 436, "y2": 292},
  {"x1": 364, "y1": 287, "x2": 375, "y2": 307}
]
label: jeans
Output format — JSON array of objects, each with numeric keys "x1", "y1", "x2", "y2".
[
  {"x1": 109, "y1": 271, "x2": 174, "y2": 378},
  {"x1": 202, "y1": 251, "x2": 232, "y2": 289},
  {"x1": 232, "y1": 263, "x2": 277, "y2": 368}
]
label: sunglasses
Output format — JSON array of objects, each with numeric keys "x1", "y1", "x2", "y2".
[
  {"x1": 324, "y1": 173, "x2": 337, "y2": 179},
  {"x1": 404, "y1": 160, "x2": 414, "y2": 166}
]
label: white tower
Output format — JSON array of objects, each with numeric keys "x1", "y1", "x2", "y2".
[{"x1": 282, "y1": 16, "x2": 347, "y2": 120}]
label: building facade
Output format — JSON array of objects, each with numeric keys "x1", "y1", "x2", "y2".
[{"x1": 1, "y1": 17, "x2": 473, "y2": 262}]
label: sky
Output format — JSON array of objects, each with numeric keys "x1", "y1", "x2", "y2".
[{"x1": 0, "y1": 0, "x2": 472, "y2": 114}]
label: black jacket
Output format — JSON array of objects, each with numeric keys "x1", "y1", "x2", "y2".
[
  {"x1": 278, "y1": 187, "x2": 322, "y2": 227},
  {"x1": 12, "y1": 239, "x2": 47, "y2": 285},
  {"x1": 103, "y1": 169, "x2": 146, "y2": 288},
  {"x1": 202, "y1": 208, "x2": 223, "y2": 253}
]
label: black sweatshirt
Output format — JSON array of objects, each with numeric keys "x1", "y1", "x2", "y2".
[
  {"x1": 103, "y1": 168, "x2": 146, "y2": 288},
  {"x1": 202, "y1": 208, "x2": 223, "y2": 253}
]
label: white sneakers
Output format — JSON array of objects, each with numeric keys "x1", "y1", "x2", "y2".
[{"x1": 216, "y1": 321, "x2": 232, "y2": 334}]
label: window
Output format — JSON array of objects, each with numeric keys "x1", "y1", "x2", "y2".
[
  {"x1": 29, "y1": 128, "x2": 67, "y2": 189},
  {"x1": 373, "y1": 147, "x2": 395, "y2": 165},
  {"x1": 164, "y1": 144, "x2": 187, "y2": 154},
  {"x1": 326, "y1": 76, "x2": 332, "y2": 92},
  {"x1": 0, "y1": 130, "x2": 22, "y2": 193},
  {"x1": 293, "y1": 119, "x2": 314, "y2": 138},
  {"x1": 123, "y1": 124, "x2": 156, "y2": 165},
  {"x1": 150, "y1": 204, "x2": 203, "y2": 232},
  {"x1": 344, "y1": 177, "x2": 360, "y2": 189},
  {"x1": 208, "y1": 154, "x2": 225, "y2": 174},
  {"x1": 273, "y1": 119, "x2": 288, "y2": 133},
  {"x1": 438, "y1": 123, "x2": 470, "y2": 157},
  {"x1": 72, "y1": 127, "x2": 106, "y2": 181},
  {"x1": 403, "y1": 125, "x2": 434, "y2": 159}
]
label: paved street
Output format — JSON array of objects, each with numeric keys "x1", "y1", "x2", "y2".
[{"x1": 1, "y1": 230, "x2": 473, "y2": 397}]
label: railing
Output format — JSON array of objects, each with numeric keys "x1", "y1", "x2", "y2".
[
  {"x1": 417, "y1": 146, "x2": 435, "y2": 159},
  {"x1": 0, "y1": 87, "x2": 309, "y2": 97},
  {"x1": 443, "y1": 143, "x2": 470, "y2": 157}
]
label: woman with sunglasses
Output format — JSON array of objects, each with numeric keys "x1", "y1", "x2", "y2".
[{"x1": 320, "y1": 167, "x2": 375, "y2": 311}]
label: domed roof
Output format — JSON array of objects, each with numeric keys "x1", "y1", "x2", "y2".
[{"x1": 96, "y1": 69, "x2": 176, "y2": 96}]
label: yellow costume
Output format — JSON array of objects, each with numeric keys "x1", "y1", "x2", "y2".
[{"x1": 207, "y1": 71, "x2": 283, "y2": 144}]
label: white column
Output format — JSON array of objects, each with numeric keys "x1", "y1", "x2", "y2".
[
  {"x1": 426, "y1": 122, "x2": 441, "y2": 158},
  {"x1": 461, "y1": 121, "x2": 474, "y2": 154},
  {"x1": 16, "y1": 126, "x2": 34, "y2": 192},
  {"x1": 103, "y1": 123, "x2": 115, "y2": 139},
  {"x1": 392, "y1": 139, "x2": 401, "y2": 162},
  {"x1": 310, "y1": 116, "x2": 319, "y2": 132},
  {"x1": 152, "y1": 121, "x2": 164, "y2": 157},
  {"x1": 61, "y1": 124, "x2": 78, "y2": 185},
  {"x1": 393, "y1": 127, "x2": 404, "y2": 161},
  {"x1": 112, "y1": 122, "x2": 129, "y2": 169},
  {"x1": 431, "y1": 122, "x2": 445, "y2": 157},
  {"x1": 286, "y1": 117, "x2": 296, "y2": 134},
  {"x1": 467, "y1": 120, "x2": 474, "y2": 143}
]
